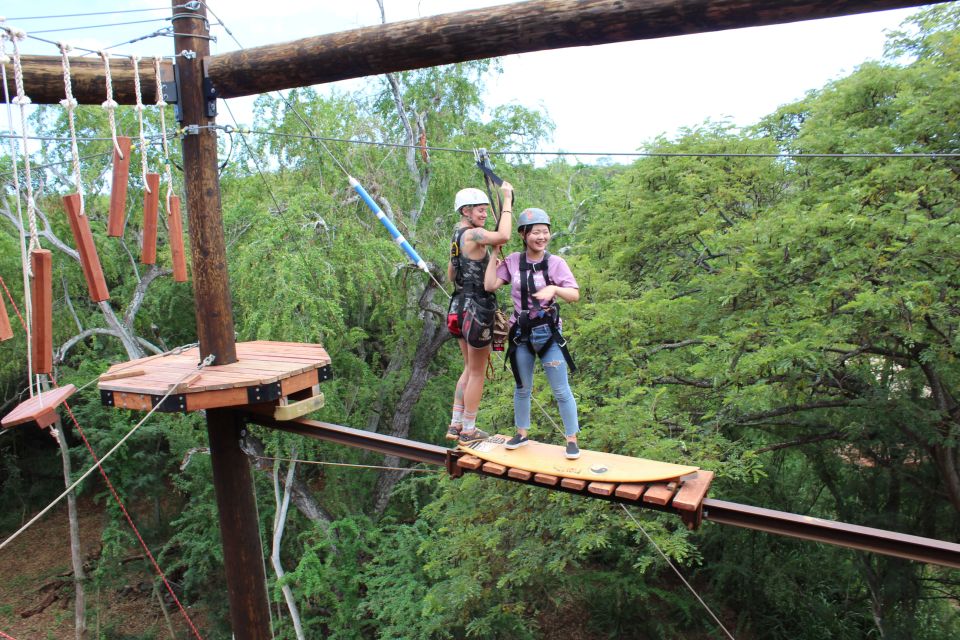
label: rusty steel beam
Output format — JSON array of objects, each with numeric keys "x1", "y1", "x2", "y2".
[
  {"x1": 246, "y1": 414, "x2": 960, "y2": 570},
  {"x1": 12, "y1": 0, "x2": 948, "y2": 104},
  {"x1": 702, "y1": 499, "x2": 960, "y2": 568}
]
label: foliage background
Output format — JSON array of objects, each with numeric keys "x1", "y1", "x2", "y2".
[{"x1": 2, "y1": 6, "x2": 959, "y2": 639}]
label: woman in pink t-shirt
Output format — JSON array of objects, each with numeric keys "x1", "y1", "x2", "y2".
[{"x1": 484, "y1": 208, "x2": 583, "y2": 459}]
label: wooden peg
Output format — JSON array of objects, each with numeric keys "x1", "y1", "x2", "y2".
[
  {"x1": 63, "y1": 194, "x2": 110, "y2": 302},
  {"x1": 0, "y1": 292, "x2": 12, "y2": 342},
  {"x1": 168, "y1": 195, "x2": 188, "y2": 282},
  {"x1": 30, "y1": 249, "x2": 53, "y2": 374},
  {"x1": 107, "y1": 136, "x2": 132, "y2": 237},
  {"x1": 141, "y1": 172, "x2": 160, "y2": 264}
]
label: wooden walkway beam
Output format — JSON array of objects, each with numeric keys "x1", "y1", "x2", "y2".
[{"x1": 11, "y1": 0, "x2": 946, "y2": 105}]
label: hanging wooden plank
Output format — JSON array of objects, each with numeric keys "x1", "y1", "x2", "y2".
[
  {"x1": 141, "y1": 172, "x2": 160, "y2": 264},
  {"x1": 1, "y1": 384, "x2": 76, "y2": 429},
  {"x1": 0, "y1": 293, "x2": 12, "y2": 342},
  {"x1": 30, "y1": 249, "x2": 53, "y2": 374},
  {"x1": 107, "y1": 136, "x2": 133, "y2": 237},
  {"x1": 63, "y1": 194, "x2": 110, "y2": 302},
  {"x1": 168, "y1": 195, "x2": 188, "y2": 282}
]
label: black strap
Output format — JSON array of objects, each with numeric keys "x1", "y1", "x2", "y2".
[
  {"x1": 450, "y1": 227, "x2": 468, "y2": 289},
  {"x1": 506, "y1": 253, "x2": 575, "y2": 387},
  {"x1": 475, "y1": 148, "x2": 507, "y2": 232}
]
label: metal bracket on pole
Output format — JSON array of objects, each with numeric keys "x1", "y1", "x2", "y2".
[{"x1": 202, "y1": 57, "x2": 218, "y2": 118}]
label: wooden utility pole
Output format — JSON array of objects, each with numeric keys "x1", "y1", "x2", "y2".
[{"x1": 171, "y1": 2, "x2": 270, "y2": 638}]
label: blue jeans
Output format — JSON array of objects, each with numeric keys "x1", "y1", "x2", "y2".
[{"x1": 513, "y1": 325, "x2": 579, "y2": 437}]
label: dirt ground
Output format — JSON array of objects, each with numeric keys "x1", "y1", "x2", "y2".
[{"x1": 0, "y1": 494, "x2": 206, "y2": 640}]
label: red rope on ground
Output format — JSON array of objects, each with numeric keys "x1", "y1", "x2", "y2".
[
  {"x1": 0, "y1": 281, "x2": 205, "y2": 639},
  {"x1": 0, "y1": 629, "x2": 19, "y2": 640}
]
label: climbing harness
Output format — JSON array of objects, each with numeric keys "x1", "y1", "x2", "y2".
[
  {"x1": 448, "y1": 226, "x2": 496, "y2": 348},
  {"x1": 505, "y1": 251, "x2": 576, "y2": 387}
]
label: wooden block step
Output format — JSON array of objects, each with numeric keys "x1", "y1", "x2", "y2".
[
  {"x1": 273, "y1": 392, "x2": 325, "y2": 421},
  {"x1": 642, "y1": 482, "x2": 678, "y2": 506},
  {"x1": 672, "y1": 471, "x2": 715, "y2": 511},
  {"x1": 481, "y1": 461, "x2": 507, "y2": 476},
  {"x1": 560, "y1": 478, "x2": 587, "y2": 491},
  {"x1": 457, "y1": 455, "x2": 483, "y2": 471},
  {"x1": 534, "y1": 473, "x2": 559, "y2": 486},
  {"x1": 507, "y1": 468, "x2": 533, "y2": 481},
  {"x1": 587, "y1": 482, "x2": 616, "y2": 496},
  {"x1": 615, "y1": 483, "x2": 647, "y2": 501}
]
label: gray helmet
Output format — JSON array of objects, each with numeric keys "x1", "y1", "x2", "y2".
[{"x1": 517, "y1": 207, "x2": 550, "y2": 231}]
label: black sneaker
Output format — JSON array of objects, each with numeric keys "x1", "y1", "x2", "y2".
[
  {"x1": 458, "y1": 428, "x2": 490, "y2": 444},
  {"x1": 565, "y1": 441, "x2": 581, "y2": 459},
  {"x1": 445, "y1": 423, "x2": 462, "y2": 440},
  {"x1": 504, "y1": 433, "x2": 529, "y2": 450}
]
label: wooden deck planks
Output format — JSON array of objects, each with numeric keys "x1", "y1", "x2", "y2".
[{"x1": 99, "y1": 341, "x2": 331, "y2": 413}]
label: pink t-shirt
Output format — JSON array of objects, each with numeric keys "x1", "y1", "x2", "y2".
[{"x1": 496, "y1": 252, "x2": 578, "y2": 325}]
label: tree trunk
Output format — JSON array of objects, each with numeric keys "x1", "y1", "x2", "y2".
[
  {"x1": 50, "y1": 401, "x2": 86, "y2": 640},
  {"x1": 372, "y1": 281, "x2": 450, "y2": 515},
  {"x1": 272, "y1": 452, "x2": 305, "y2": 640}
]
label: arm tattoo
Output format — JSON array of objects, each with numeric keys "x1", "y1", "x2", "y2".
[{"x1": 469, "y1": 229, "x2": 486, "y2": 243}]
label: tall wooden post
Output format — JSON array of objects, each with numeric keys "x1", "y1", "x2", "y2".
[{"x1": 171, "y1": 3, "x2": 270, "y2": 638}]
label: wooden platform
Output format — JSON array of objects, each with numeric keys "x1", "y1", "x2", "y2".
[
  {"x1": 1, "y1": 384, "x2": 77, "y2": 429},
  {"x1": 452, "y1": 451, "x2": 715, "y2": 529},
  {"x1": 98, "y1": 341, "x2": 332, "y2": 416}
]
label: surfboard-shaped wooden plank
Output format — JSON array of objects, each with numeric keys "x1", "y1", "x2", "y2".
[
  {"x1": 30, "y1": 249, "x2": 53, "y2": 374},
  {"x1": 458, "y1": 436, "x2": 699, "y2": 484},
  {"x1": 1, "y1": 384, "x2": 76, "y2": 429},
  {"x1": 107, "y1": 136, "x2": 132, "y2": 237},
  {"x1": 64, "y1": 194, "x2": 110, "y2": 302},
  {"x1": 141, "y1": 173, "x2": 160, "y2": 264}
]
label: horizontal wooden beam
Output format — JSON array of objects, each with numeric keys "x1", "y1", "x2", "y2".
[
  {"x1": 14, "y1": 55, "x2": 167, "y2": 106},
  {"x1": 10, "y1": 0, "x2": 945, "y2": 104}
]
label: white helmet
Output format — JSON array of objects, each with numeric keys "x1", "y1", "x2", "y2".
[{"x1": 454, "y1": 188, "x2": 490, "y2": 213}]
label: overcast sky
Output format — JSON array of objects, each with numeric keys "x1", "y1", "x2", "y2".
[{"x1": 7, "y1": 1, "x2": 925, "y2": 157}]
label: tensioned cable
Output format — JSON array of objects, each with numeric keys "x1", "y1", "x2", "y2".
[
  {"x1": 619, "y1": 503, "x2": 736, "y2": 640},
  {"x1": 10, "y1": 8, "x2": 172, "y2": 21},
  {"x1": 29, "y1": 18, "x2": 171, "y2": 36},
  {"x1": 239, "y1": 128, "x2": 960, "y2": 160},
  {"x1": 0, "y1": 150, "x2": 115, "y2": 181},
  {"x1": 0, "y1": 353, "x2": 216, "y2": 554}
]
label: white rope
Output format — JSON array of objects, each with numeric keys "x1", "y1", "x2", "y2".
[
  {"x1": 58, "y1": 42, "x2": 84, "y2": 216},
  {"x1": 132, "y1": 55, "x2": 151, "y2": 194},
  {"x1": 2, "y1": 24, "x2": 36, "y2": 398},
  {"x1": 6, "y1": 27, "x2": 38, "y2": 252},
  {"x1": 98, "y1": 50, "x2": 123, "y2": 159},
  {"x1": 619, "y1": 504, "x2": 737, "y2": 640},
  {"x1": 154, "y1": 56, "x2": 173, "y2": 211},
  {"x1": 0, "y1": 354, "x2": 216, "y2": 553}
]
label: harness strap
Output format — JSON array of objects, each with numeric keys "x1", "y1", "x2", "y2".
[{"x1": 507, "y1": 253, "x2": 576, "y2": 387}]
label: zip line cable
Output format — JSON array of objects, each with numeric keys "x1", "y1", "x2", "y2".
[{"x1": 619, "y1": 503, "x2": 737, "y2": 640}]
